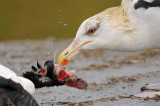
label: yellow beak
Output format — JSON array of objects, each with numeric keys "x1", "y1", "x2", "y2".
[{"x1": 58, "y1": 41, "x2": 92, "y2": 66}]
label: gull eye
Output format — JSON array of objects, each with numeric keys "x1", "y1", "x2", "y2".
[{"x1": 88, "y1": 28, "x2": 96, "y2": 35}]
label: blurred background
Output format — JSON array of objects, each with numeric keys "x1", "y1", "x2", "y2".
[{"x1": 0, "y1": 0, "x2": 121, "y2": 41}]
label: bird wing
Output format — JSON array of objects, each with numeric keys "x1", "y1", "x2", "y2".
[
  {"x1": 0, "y1": 88, "x2": 11, "y2": 106},
  {"x1": 120, "y1": 0, "x2": 160, "y2": 34},
  {"x1": 133, "y1": 0, "x2": 160, "y2": 10},
  {"x1": 0, "y1": 65, "x2": 39, "y2": 106},
  {"x1": 0, "y1": 64, "x2": 20, "y2": 83},
  {"x1": 122, "y1": 0, "x2": 160, "y2": 10},
  {"x1": 0, "y1": 76, "x2": 39, "y2": 106}
]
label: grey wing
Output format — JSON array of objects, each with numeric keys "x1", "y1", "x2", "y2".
[
  {"x1": 0, "y1": 88, "x2": 13, "y2": 106},
  {"x1": 0, "y1": 76, "x2": 39, "y2": 106}
]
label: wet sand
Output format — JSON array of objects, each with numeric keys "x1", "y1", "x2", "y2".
[{"x1": 1, "y1": 40, "x2": 160, "y2": 106}]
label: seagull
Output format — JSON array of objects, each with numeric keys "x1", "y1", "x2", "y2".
[{"x1": 58, "y1": 0, "x2": 160, "y2": 98}]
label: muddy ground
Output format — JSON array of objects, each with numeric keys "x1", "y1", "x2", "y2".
[{"x1": 1, "y1": 40, "x2": 160, "y2": 106}]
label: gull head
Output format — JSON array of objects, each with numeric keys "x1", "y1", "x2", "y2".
[{"x1": 58, "y1": 11, "x2": 118, "y2": 66}]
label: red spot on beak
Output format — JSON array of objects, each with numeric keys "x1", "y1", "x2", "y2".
[{"x1": 61, "y1": 59, "x2": 69, "y2": 66}]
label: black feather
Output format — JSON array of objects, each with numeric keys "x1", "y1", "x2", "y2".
[
  {"x1": 37, "y1": 61, "x2": 42, "y2": 69},
  {"x1": 44, "y1": 60, "x2": 55, "y2": 80},
  {"x1": 134, "y1": 0, "x2": 160, "y2": 9},
  {"x1": 23, "y1": 60, "x2": 65, "y2": 89},
  {"x1": 31, "y1": 66, "x2": 37, "y2": 72},
  {"x1": 0, "y1": 76, "x2": 39, "y2": 106}
]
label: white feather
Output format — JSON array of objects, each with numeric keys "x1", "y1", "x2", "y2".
[
  {"x1": 71, "y1": 0, "x2": 160, "y2": 52},
  {"x1": 0, "y1": 64, "x2": 35, "y2": 94}
]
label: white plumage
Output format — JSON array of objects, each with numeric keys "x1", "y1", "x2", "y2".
[
  {"x1": 0, "y1": 65, "x2": 35, "y2": 94},
  {"x1": 88, "y1": 0, "x2": 160, "y2": 51},
  {"x1": 58, "y1": 0, "x2": 160, "y2": 66},
  {"x1": 58, "y1": 0, "x2": 160, "y2": 98}
]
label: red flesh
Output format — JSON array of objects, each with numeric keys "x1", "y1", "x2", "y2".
[
  {"x1": 58, "y1": 70, "x2": 69, "y2": 82},
  {"x1": 56, "y1": 65, "x2": 87, "y2": 89},
  {"x1": 38, "y1": 70, "x2": 46, "y2": 76},
  {"x1": 65, "y1": 79, "x2": 87, "y2": 89},
  {"x1": 37, "y1": 64, "x2": 87, "y2": 89}
]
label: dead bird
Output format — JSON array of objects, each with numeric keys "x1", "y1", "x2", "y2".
[
  {"x1": 0, "y1": 60, "x2": 87, "y2": 106},
  {"x1": 23, "y1": 60, "x2": 87, "y2": 89}
]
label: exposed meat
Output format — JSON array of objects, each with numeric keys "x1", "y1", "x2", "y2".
[
  {"x1": 38, "y1": 69, "x2": 46, "y2": 76},
  {"x1": 65, "y1": 79, "x2": 87, "y2": 89},
  {"x1": 22, "y1": 60, "x2": 87, "y2": 89},
  {"x1": 54, "y1": 64, "x2": 77, "y2": 82},
  {"x1": 54, "y1": 64, "x2": 87, "y2": 89}
]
